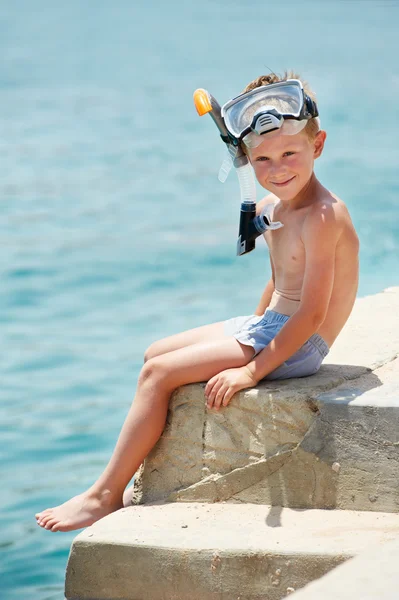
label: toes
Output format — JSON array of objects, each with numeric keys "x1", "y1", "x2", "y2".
[
  {"x1": 39, "y1": 513, "x2": 54, "y2": 528},
  {"x1": 36, "y1": 508, "x2": 53, "y2": 521},
  {"x1": 50, "y1": 521, "x2": 66, "y2": 532},
  {"x1": 40, "y1": 512, "x2": 52, "y2": 522},
  {"x1": 44, "y1": 518, "x2": 59, "y2": 531}
]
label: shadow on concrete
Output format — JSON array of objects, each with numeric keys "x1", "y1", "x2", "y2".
[{"x1": 264, "y1": 364, "x2": 383, "y2": 528}]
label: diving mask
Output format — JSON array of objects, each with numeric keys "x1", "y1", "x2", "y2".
[{"x1": 221, "y1": 79, "x2": 319, "y2": 148}]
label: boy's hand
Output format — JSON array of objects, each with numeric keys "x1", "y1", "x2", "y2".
[{"x1": 205, "y1": 366, "x2": 258, "y2": 410}]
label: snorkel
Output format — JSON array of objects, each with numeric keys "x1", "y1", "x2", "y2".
[
  {"x1": 193, "y1": 88, "x2": 280, "y2": 256},
  {"x1": 193, "y1": 80, "x2": 319, "y2": 256}
]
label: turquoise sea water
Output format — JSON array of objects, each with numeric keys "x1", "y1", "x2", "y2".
[{"x1": 1, "y1": 1, "x2": 398, "y2": 598}]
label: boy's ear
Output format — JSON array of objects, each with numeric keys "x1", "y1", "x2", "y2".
[{"x1": 313, "y1": 130, "x2": 327, "y2": 159}]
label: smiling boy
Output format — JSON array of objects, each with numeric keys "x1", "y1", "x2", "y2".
[
  {"x1": 213, "y1": 73, "x2": 360, "y2": 397},
  {"x1": 36, "y1": 72, "x2": 359, "y2": 532}
]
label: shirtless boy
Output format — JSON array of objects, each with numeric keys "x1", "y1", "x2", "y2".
[{"x1": 36, "y1": 71, "x2": 359, "y2": 532}]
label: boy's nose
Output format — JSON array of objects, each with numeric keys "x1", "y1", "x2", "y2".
[{"x1": 269, "y1": 165, "x2": 287, "y2": 180}]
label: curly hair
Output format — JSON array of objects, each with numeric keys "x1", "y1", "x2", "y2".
[{"x1": 242, "y1": 70, "x2": 320, "y2": 140}]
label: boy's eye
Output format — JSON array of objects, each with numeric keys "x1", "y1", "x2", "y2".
[{"x1": 255, "y1": 151, "x2": 295, "y2": 162}]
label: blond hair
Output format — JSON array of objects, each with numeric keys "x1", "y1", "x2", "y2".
[{"x1": 242, "y1": 70, "x2": 320, "y2": 140}]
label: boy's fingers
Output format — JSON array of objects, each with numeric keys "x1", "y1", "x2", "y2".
[
  {"x1": 213, "y1": 385, "x2": 228, "y2": 410},
  {"x1": 205, "y1": 378, "x2": 215, "y2": 397},
  {"x1": 205, "y1": 376, "x2": 218, "y2": 398},
  {"x1": 222, "y1": 386, "x2": 236, "y2": 407},
  {"x1": 222, "y1": 390, "x2": 232, "y2": 407},
  {"x1": 207, "y1": 379, "x2": 222, "y2": 407},
  {"x1": 223, "y1": 382, "x2": 242, "y2": 406}
]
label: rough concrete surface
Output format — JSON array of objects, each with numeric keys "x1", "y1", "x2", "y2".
[
  {"x1": 66, "y1": 288, "x2": 399, "y2": 600},
  {"x1": 65, "y1": 503, "x2": 399, "y2": 600},
  {"x1": 326, "y1": 287, "x2": 399, "y2": 369},
  {"x1": 287, "y1": 537, "x2": 399, "y2": 600}
]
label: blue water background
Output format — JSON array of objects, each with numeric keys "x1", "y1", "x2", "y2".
[{"x1": 1, "y1": 1, "x2": 398, "y2": 598}]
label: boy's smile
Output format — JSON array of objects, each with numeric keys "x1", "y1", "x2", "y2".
[
  {"x1": 270, "y1": 175, "x2": 296, "y2": 187},
  {"x1": 248, "y1": 128, "x2": 325, "y2": 203}
]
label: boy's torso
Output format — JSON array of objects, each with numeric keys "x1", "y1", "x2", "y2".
[{"x1": 262, "y1": 190, "x2": 359, "y2": 348}]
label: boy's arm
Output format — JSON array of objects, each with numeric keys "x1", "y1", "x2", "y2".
[
  {"x1": 246, "y1": 204, "x2": 342, "y2": 382},
  {"x1": 254, "y1": 195, "x2": 276, "y2": 316},
  {"x1": 254, "y1": 277, "x2": 275, "y2": 315}
]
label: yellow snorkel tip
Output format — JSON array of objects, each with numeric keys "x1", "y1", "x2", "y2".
[{"x1": 193, "y1": 88, "x2": 213, "y2": 116}]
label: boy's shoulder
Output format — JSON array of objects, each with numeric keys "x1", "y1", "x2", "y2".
[
  {"x1": 302, "y1": 189, "x2": 358, "y2": 251},
  {"x1": 257, "y1": 189, "x2": 356, "y2": 238},
  {"x1": 305, "y1": 189, "x2": 353, "y2": 230}
]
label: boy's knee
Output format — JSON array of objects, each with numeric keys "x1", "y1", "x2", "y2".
[
  {"x1": 143, "y1": 346, "x2": 152, "y2": 363},
  {"x1": 144, "y1": 342, "x2": 160, "y2": 363},
  {"x1": 139, "y1": 356, "x2": 169, "y2": 387}
]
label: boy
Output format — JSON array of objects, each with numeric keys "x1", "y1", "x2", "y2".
[{"x1": 36, "y1": 71, "x2": 359, "y2": 532}]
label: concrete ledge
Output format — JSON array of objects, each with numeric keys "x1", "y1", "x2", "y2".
[
  {"x1": 66, "y1": 289, "x2": 399, "y2": 599},
  {"x1": 65, "y1": 504, "x2": 399, "y2": 600},
  {"x1": 288, "y1": 538, "x2": 399, "y2": 600},
  {"x1": 134, "y1": 361, "x2": 399, "y2": 513}
]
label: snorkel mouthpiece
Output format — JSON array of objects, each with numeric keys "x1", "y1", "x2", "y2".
[
  {"x1": 193, "y1": 89, "x2": 231, "y2": 144},
  {"x1": 237, "y1": 202, "x2": 258, "y2": 255},
  {"x1": 193, "y1": 89, "x2": 212, "y2": 116}
]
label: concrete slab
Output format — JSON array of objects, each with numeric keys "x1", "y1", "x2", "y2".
[
  {"x1": 134, "y1": 355, "x2": 399, "y2": 512},
  {"x1": 318, "y1": 355, "x2": 399, "y2": 407},
  {"x1": 65, "y1": 503, "x2": 399, "y2": 600},
  {"x1": 65, "y1": 288, "x2": 399, "y2": 600},
  {"x1": 135, "y1": 288, "x2": 399, "y2": 509},
  {"x1": 327, "y1": 287, "x2": 399, "y2": 369},
  {"x1": 229, "y1": 357, "x2": 399, "y2": 512},
  {"x1": 288, "y1": 538, "x2": 399, "y2": 600}
]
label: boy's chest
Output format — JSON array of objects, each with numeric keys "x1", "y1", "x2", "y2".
[{"x1": 264, "y1": 222, "x2": 305, "y2": 273}]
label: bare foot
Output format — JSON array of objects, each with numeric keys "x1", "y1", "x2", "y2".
[{"x1": 35, "y1": 490, "x2": 123, "y2": 532}]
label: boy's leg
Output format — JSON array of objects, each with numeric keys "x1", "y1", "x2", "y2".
[
  {"x1": 144, "y1": 320, "x2": 227, "y2": 361},
  {"x1": 36, "y1": 337, "x2": 253, "y2": 532}
]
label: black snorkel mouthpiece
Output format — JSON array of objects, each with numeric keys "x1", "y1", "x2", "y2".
[
  {"x1": 237, "y1": 202, "x2": 266, "y2": 256},
  {"x1": 237, "y1": 204, "x2": 275, "y2": 255},
  {"x1": 237, "y1": 201, "x2": 257, "y2": 255}
]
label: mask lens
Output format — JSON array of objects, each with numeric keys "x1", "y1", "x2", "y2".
[{"x1": 223, "y1": 81, "x2": 304, "y2": 140}]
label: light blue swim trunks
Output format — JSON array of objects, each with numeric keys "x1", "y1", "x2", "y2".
[{"x1": 224, "y1": 309, "x2": 329, "y2": 381}]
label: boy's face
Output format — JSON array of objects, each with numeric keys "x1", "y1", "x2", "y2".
[{"x1": 247, "y1": 128, "x2": 325, "y2": 200}]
